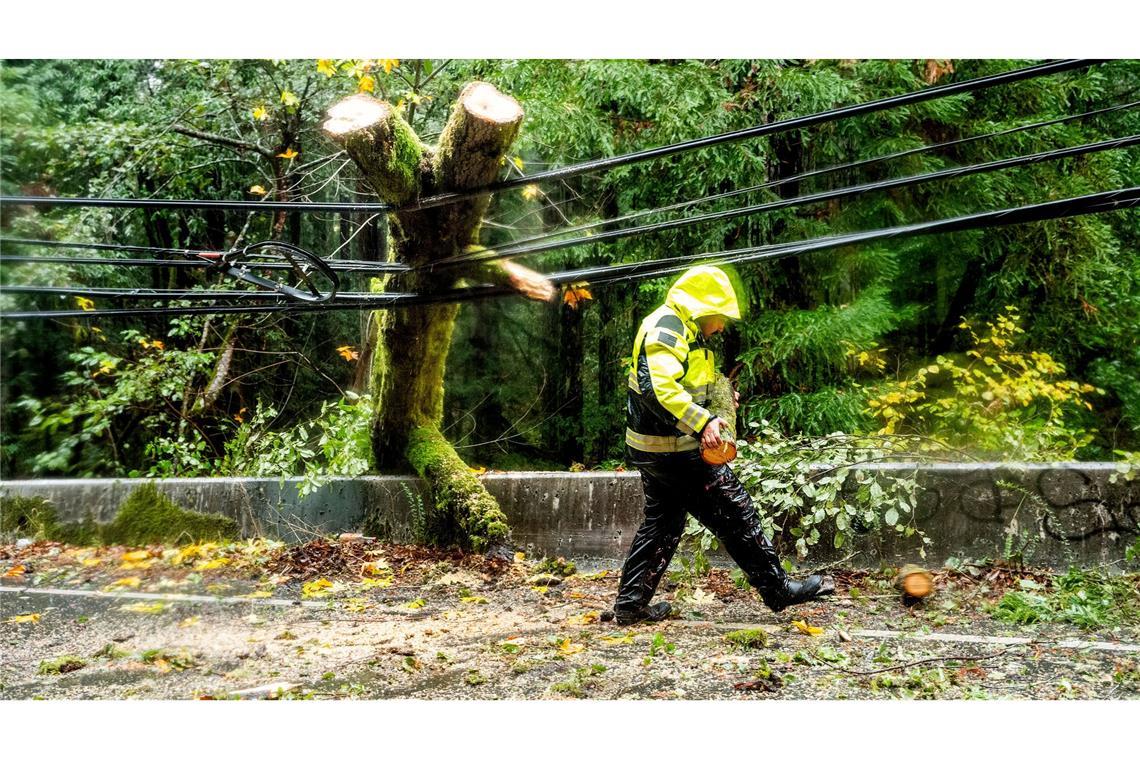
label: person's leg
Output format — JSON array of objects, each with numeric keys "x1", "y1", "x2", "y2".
[
  {"x1": 613, "y1": 459, "x2": 691, "y2": 621},
  {"x1": 690, "y1": 463, "x2": 833, "y2": 612}
]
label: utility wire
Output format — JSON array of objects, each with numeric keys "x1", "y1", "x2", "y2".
[
  {"x1": 547, "y1": 187, "x2": 1139, "y2": 287},
  {"x1": 5, "y1": 186, "x2": 1134, "y2": 320},
  {"x1": 0, "y1": 240, "x2": 405, "y2": 273},
  {"x1": 0, "y1": 60, "x2": 1100, "y2": 216},
  {"x1": 6, "y1": 134, "x2": 1134, "y2": 286},
  {"x1": 0, "y1": 197, "x2": 391, "y2": 213},
  {"x1": 397, "y1": 59, "x2": 1101, "y2": 212},
  {"x1": 426, "y1": 134, "x2": 1140, "y2": 270},
  {"x1": 470, "y1": 99, "x2": 1140, "y2": 255},
  {"x1": 8, "y1": 99, "x2": 1132, "y2": 280},
  {"x1": 0, "y1": 285, "x2": 387, "y2": 301}
]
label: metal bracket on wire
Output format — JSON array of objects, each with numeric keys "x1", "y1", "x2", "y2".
[{"x1": 195, "y1": 240, "x2": 340, "y2": 303}]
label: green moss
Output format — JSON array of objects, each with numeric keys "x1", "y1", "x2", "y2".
[
  {"x1": 405, "y1": 424, "x2": 511, "y2": 551},
  {"x1": 535, "y1": 556, "x2": 577, "y2": 577},
  {"x1": 38, "y1": 655, "x2": 87, "y2": 675},
  {"x1": 4, "y1": 487, "x2": 236, "y2": 547},
  {"x1": 101, "y1": 483, "x2": 238, "y2": 546},
  {"x1": 1, "y1": 495, "x2": 59, "y2": 538},
  {"x1": 709, "y1": 374, "x2": 737, "y2": 438},
  {"x1": 724, "y1": 628, "x2": 770, "y2": 649}
]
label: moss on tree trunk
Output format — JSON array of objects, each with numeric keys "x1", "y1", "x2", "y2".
[
  {"x1": 709, "y1": 374, "x2": 737, "y2": 439},
  {"x1": 324, "y1": 82, "x2": 538, "y2": 552}
]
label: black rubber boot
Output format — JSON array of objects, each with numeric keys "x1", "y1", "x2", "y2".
[
  {"x1": 759, "y1": 574, "x2": 835, "y2": 613},
  {"x1": 688, "y1": 463, "x2": 836, "y2": 614},
  {"x1": 611, "y1": 601, "x2": 672, "y2": 626}
]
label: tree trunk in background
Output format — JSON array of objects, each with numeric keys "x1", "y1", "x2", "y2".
[
  {"x1": 324, "y1": 83, "x2": 543, "y2": 551},
  {"x1": 594, "y1": 281, "x2": 632, "y2": 462},
  {"x1": 466, "y1": 300, "x2": 510, "y2": 450}
]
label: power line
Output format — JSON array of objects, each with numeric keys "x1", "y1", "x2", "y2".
[
  {"x1": 548, "y1": 187, "x2": 1140, "y2": 286},
  {"x1": 471, "y1": 99, "x2": 1140, "y2": 255},
  {"x1": 5, "y1": 186, "x2": 1134, "y2": 320},
  {"x1": 426, "y1": 134, "x2": 1140, "y2": 270},
  {"x1": 0, "y1": 240, "x2": 406, "y2": 273},
  {"x1": 0, "y1": 196, "x2": 391, "y2": 213},
  {"x1": 0, "y1": 60, "x2": 1101, "y2": 217},
  {"x1": 8, "y1": 99, "x2": 1132, "y2": 281},
  {"x1": 398, "y1": 59, "x2": 1102, "y2": 212},
  {"x1": 0, "y1": 285, "x2": 387, "y2": 302},
  {"x1": 6, "y1": 134, "x2": 1134, "y2": 297}
]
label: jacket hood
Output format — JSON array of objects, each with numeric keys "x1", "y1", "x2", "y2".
[{"x1": 664, "y1": 265, "x2": 742, "y2": 322}]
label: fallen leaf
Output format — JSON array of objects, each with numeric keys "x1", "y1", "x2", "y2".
[
  {"x1": 243, "y1": 590, "x2": 273, "y2": 599},
  {"x1": 459, "y1": 596, "x2": 488, "y2": 604},
  {"x1": 558, "y1": 640, "x2": 585, "y2": 656},
  {"x1": 121, "y1": 550, "x2": 150, "y2": 562},
  {"x1": 276, "y1": 147, "x2": 299, "y2": 160},
  {"x1": 3, "y1": 565, "x2": 26, "y2": 578},
  {"x1": 792, "y1": 620, "x2": 825, "y2": 636},
  {"x1": 360, "y1": 577, "x2": 393, "y2": 589},
  {"x1": 179, "y1": 616, "x2": 201, "y2": 628},
  {"x1": 120, "y1": 602, "x2": 168, "y2": 614},
  {"x1": 566, "y1": 610, "x2": 601, "y2": 626},
  {"x1": 336, "y1": 345, "x2": 360, "y2": 362},
  {"x1": 343, "y1": 598, "x2": 370, "y2": 613},
  {"x1": 104, "y1": 576, "x2": 141, "y2": 591},
  {"x1": 600, "y1": 632, "x2": 636, "y2": 646},
  {"x1": 194, "y1": 557, "x2": 230, "y2": 571},
  {"x1": 5, "y1": 613, "x2": 41, "y2": 624},
  {"x1": 406, "y1": 598, "x2": 427, "y2": 609},
  {"x1": 361, "y1": 560, "x2": 390, "y2": 575},
  {"x1": 301, "y1": 578, "x2": 335, "y2": 599}
]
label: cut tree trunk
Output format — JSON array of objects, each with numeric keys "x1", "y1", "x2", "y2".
[{"x1": 323, "y1": 82, "x2": 546, "y2": 552}]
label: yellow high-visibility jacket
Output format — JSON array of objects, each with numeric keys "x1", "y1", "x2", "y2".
[{"x1": 626, "y1": 266, "x2": 741, "y2": 456}]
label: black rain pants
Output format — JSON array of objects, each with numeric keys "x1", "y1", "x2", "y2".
[{"x1": 614, "y1": 449, "x2": 787, "y2": 614}]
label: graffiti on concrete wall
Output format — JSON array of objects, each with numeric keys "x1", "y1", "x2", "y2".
[{"x1": 913, "y1": 466, "x2": 1138, "y2": 543}]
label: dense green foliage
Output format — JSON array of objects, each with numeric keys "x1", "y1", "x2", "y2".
[{"x1": 2, "y1": 59, "x2": 1138, "y2": 482}]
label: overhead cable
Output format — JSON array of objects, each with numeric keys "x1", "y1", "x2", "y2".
[
  {"x1": 5, "y1": 186, "x2": 1134, "y2": 320},
  {"x1": 427, "y1": 134, "x2": 1140, "y2": 270},
  {"x1": 398, "y1": 59, "x2": 1101, "y2": 211},
  {"x1": 0, "y1": 60, "x2": 1100, "y2": 216},
  {"x1": 547, "y1": 187, "x2": 1140, "y2": 286},
  {"x1": 474, "y1": 99, "x2": 1140, "y2": 254}
]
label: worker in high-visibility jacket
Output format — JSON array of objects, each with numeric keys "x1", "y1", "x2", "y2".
[{"x1": 612, "y1": 265, "x2": 833, "y2": 625}]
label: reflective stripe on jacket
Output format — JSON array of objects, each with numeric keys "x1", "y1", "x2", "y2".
[{"x1": 625, "y1": 266, "x2": 740, "y2": 456}]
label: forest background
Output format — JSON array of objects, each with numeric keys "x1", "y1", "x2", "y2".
[{"x1": 2, "y1": 58, "x2": 1138, "y2": 484}]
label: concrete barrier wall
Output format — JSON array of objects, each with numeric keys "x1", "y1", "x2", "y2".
[{"x1": 2, "y1": 464, "x2": 1136, "y2": 568}]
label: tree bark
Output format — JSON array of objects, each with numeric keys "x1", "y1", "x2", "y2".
[{"x1": 324, "y1": 82, "x2": 544, "y2": 551}]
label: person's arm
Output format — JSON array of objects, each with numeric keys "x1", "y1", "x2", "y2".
[{"x1": 640, "y1": 325, "x2": 714, "y2": 437}]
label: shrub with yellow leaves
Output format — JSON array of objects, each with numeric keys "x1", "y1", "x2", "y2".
[{"x1": 865, "y1": 307, "x2": 1102, "y2": 459}]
